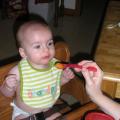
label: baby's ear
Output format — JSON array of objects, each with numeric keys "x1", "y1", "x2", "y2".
[{"x1": 19, "y1": 47, "x2": 26, "y2": 58}]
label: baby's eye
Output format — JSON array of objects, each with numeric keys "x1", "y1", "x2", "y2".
[
  {"x1": 34, "y1": 45, "x2": 41, "y2": 49},
  {"x1": 47, "y1": 41, "x2": 54, "y2": 47}
]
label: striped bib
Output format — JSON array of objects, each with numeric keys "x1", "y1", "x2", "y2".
[{"x1": 18, "y1": 58, "x2": 62, "y2": 108}]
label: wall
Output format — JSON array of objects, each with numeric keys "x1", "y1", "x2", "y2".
[
  {"x1": 28, "y1": 0, "x2": 76, "y2": 22},
  {"x1": 64, "y1": 0, "x2": 76, "y2": 9},
  {"x1": 28, "y1": 0, "x2": 55, "y2": 22}
]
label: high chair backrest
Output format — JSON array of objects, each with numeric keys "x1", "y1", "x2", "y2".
[{"x1": 55, "y1": 41, "x2": 70, "y2": 63}]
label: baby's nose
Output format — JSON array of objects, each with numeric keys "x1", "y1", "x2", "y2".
[{"x1": 42, "y1": 46, "x2": 49, "y2": 52}]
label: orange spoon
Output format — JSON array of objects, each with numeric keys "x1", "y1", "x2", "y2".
[{"x1": 55, "y1": 62, "x2": 97, "y2": 72}]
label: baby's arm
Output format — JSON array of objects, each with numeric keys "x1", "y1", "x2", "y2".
[
  {"x1": 75, "y1": 60, "x2": 120, "y2": 119},
  {"x1": 0, "y1": 65, "x2": 19, "y2": 97},
  {"x1": 61, "y1": 68, "x2": 75, "y2": 85}
]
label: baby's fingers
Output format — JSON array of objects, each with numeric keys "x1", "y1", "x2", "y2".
[
  {"x1": 5, "y1": 74, "x2": 18, "y2": 88},
  {"x1": 64, "y1": 68, "x2": 75, "y2": 79}
]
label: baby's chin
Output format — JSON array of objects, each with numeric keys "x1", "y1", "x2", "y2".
[
  {"x1": 40, "y1": 61, "x2": 50, "y2": 66},
  {"x1": 33, "y1": 63, "x2": 49, "y2": 69}
]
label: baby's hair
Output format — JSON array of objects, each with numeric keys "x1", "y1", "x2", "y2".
[{"x1": 13, "y1": 14, "x2": 50, "y2": 48}]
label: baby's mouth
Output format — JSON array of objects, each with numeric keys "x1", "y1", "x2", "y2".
[{"x1": 42, "y1": 55, "x2": 50, "y2": 60}]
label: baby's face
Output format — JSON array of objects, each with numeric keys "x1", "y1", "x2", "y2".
[{"x1": 19, "y1": 25, "x2": 55, "y2": 67}]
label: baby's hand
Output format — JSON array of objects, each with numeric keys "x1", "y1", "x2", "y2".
[
  {"x1": 63, "y1": 68, "x2": 75, "y2": 80},
  {"x1": 5, "y1": 74, "x2": 18, "y2": 90},
  {"x1": 61, "y1": 68, "x2": 75, "y2": 85}
]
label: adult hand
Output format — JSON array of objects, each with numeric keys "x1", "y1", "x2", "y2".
[{"x1": 75, "y1": 60, "x2": 103, "y2": 99}]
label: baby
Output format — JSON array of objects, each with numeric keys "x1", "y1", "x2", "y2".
[{"x1": 0, "y1": 17, "x2": 74, "y2": 120}]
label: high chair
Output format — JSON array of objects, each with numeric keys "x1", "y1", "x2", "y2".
[{"x1": 0, "y1": 40, "x2": 98, "y2": 120}]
